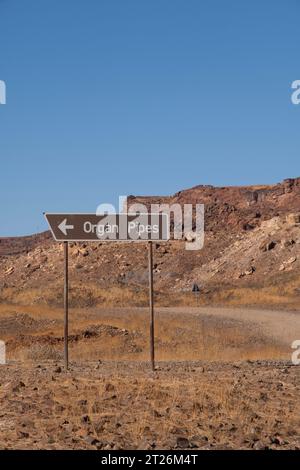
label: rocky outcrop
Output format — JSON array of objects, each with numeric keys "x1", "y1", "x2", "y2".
[{"x1": 0, "y1": 232, "x2": 52, "y2": 257}]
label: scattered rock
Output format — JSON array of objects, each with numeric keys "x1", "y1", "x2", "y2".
[
  {"x1": 270, "y1": 435, "x2": 284, "y2": 446},
  {"x1": 242, "y1": 223, "x2": 255, "y2": 231},
  {"x1": 285, "y1": 256, "x2": 297, "y2": 265},
  {"x1": 12, "y1": 381, "x2": 26, "y2": 392},
  {"x1": 259, "y1": 392, "x2": 268, "y2": 401},
  {"x1": 259, "y1": 240, "x2": 276, "y2": 252},
  {"x1": 239, "y1": 266, "x2": 256, "y2": 277},
  {"x1": 81, "y1": 415, "x2": 91, "y2": 424},
  {"x1": 16, "y1": 430, "x2": 29, "y2": 439},
  {"x1": 80, "y1": 249, "x2": 89, "y2": 257},
  {"x1": 84, "y1": 435, "x2": 100, "y2": 446},
  {"x1": 5, "y1": 267, "x2": 14, "y2": 275},
  {"x1": 176, "y1": 436, "x2": 190, "y2": 449},
  {"x1": 252, "y1": 441, "x2": 270, "y2": 450},
  {"x1": 77, "y1": 399, "x2": 88, "y2": 409},
  {"x1": 281, "y1": 239, "x2": 295, "y2": 248},
  {"x1": 105, "y1": 383, "x2": 115, "y2": 392},
  {"x1": 29, "y1": 264, "x2": 41, "y2": 273},
  {"x1": 286, "y1": 213, "x2": 300, "y2": 226}
]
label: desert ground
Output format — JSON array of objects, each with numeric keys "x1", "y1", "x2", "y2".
[{"x1": 0, "y1": 304, "x2": 299, "y2": 450}]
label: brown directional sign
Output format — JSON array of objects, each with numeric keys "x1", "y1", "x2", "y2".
[{"x1": 44, "y1": 213, "x2": 169, "y2": 242}]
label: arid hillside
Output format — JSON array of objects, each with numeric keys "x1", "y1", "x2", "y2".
[{"x1": 1, "y1": 177, "x2": 300, "y2": 309}]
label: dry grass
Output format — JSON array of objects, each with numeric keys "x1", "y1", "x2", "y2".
[
  {"x1": 0, "y1": 302, "x2": 298, "y2": 449},
  {"x1": 17, "y1": 344, "x2": 63, "y2": 362},
  {"x1": 2, "y1": 270, "x2": 300, "y2": 310},
  {"x1": 1, "y1": 361, "x2": 299, "y2": 450},
  {"x1": 2, "y1": 303, "x2": 288, "y2": 364},
  {"x1": 208, "y1": 286, "x2": 300, "y2": 309},
  {"x1": 1, "y1": 286, "x2": 298, "y2": 312},
  {"x1": 0, "y1": 284, "x2": 149, "y2": 308}
]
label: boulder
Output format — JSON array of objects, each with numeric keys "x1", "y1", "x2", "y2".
[
  {"x1": 239, "y1": 266, "x2": 256, "y2": 278},
  {"x1": 5, "y1": 266, "x2": 14, "y2": 275},
  {"x1": 285, "y1": 256, "x2": 297, "y2": 265},
  {"x1": 281, "y1": 239, "x2": 295, "y2": 248},
  {"x1": 286, "y1": 213, "x2": 300, "y2": 226},
  {"x1": 259, "y1": 240, "x2": 276, "y2": 252}
]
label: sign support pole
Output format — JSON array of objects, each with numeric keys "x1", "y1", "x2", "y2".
[
  {"x1": 64, "y1": 241, "x2": 69, "y2": 370},
  {"x1": 148, "y1": 241, "x2": 155, "y2": 371},
  {"x1": 44, "y1": 213, "x2": 169, "y2": 372}
]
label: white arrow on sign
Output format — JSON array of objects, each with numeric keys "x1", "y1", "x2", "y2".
[{"x1": 58, "y1": 218, "x2": 74, "y2": 236}]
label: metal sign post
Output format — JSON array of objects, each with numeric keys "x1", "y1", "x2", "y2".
[
  {"x1": 148, "y1": 241, "x2": 155, "y2": 371},
  {"x1": 64, "y1": 241, "x2": 69, "y2": 370},
  {"x1": 44, "y1": 212, "x2": 169, "y2": 371}
]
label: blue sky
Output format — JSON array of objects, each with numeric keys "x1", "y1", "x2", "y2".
[{"x1": 0, "y1": 0, "x2": 299, "y2": 236}]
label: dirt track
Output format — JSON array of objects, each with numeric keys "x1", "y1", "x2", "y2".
[{"x1": 156, "y1": 307, "x2": 300, "y2": 346}]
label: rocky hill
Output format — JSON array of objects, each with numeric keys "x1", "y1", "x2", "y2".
[{"x1": 1, "y1": 177, "x2": 300, "y2": 309}]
